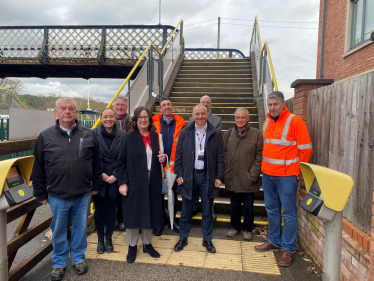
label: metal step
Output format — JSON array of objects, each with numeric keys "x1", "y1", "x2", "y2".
[
  {"x1": 176, "y1": 78, "x2": 253, "y2": 83},
  {"x1": 177, "y1": 74, "x2": 252, "y2": 79},
  {"x1": 156, "y1": 106, "x2": 257, "y2": 114},
  {"x1": 170, "y1": 92, "x2": 254, "y2": 97},
  {"x1": 182, "y1": 61, "x2": 251, "y2": 66},
  {"x1": 183, "y1": 58, "x2": 251, "y2": 63},
  {"x1": 174, "y1": 82, "x2": 252, "y2": 88},
  {"x1": 180, "y1": 65, "x2": 251, "y2": 71},
  {"x1": 172, "y1": 87, "x2": 252, "y2": 93},
  {"x1": 169, "y1": 97, "x2": 255, "y2": 103},
  {"x1": 179, "y1": 70, "x2": 251, "y2": 75}
]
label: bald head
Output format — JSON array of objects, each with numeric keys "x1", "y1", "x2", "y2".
[
  {"x1": 200, "y1": 95, "x2": 212, "y2": 111},
  {"x1": 193, "y1": 104, "x2": 208, "y2": 114}
]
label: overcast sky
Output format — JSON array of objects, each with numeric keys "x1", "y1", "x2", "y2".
[{"x1": 0, "y1": 0, "x2": 319, "y2": 103}]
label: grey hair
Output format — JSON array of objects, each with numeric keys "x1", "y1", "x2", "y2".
[
  {"x1": 234, "y1": 107, "x2": 250, "y2": 117},
  {"x1": 193, "y1": 104, "x2": 208, "y2": 114},
  {"x1": 55, "y1": 97, "x2": 77, "y2": 109},
  {"x1": 113, "y1": 95, "x2": 128, "y2": 105},
  {"x1": 267, "y1": 91, "x2": 285, "y2": 103}
]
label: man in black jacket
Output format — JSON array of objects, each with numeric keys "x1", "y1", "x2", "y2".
[
  {"x1": 174, "y1": 104, "x2": 224, "y2": 253},
  {"x1": 32, "y1": 97, "x2": 102, "y2": 281}
]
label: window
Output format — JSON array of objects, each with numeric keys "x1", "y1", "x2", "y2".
[{"x1": 351, "y1": 0, "x2": 374, "y2": 48}]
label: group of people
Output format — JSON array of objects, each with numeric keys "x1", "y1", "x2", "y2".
[{"x1": 31, "y1": 90, "x2": 312, "y2": 281}]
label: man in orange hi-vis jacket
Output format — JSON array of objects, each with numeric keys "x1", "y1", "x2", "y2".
[
  {"x1": 254, "y1": 91, "x2": 312, "y2": 267},
  {"x1": 153, "y1": 97, "x2": 186, "y2": 235}
]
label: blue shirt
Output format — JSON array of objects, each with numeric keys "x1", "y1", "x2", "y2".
[{"x1": 160, "y1": 115, "x2": 176, "y2": 159}]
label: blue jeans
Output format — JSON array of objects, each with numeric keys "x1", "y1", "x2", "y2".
[
  {"x1": 48, "y1": 192, "x2": 91, "y2": 268},
  {"x1": 179, "y1": 172, "x2": 214, "y2": 242},
  {"x1": 230, "y1": 192, "x2": 254, "y2": 232},
  {"x1": 262, "y1": 173, "x2": 298, "y2": 253}
]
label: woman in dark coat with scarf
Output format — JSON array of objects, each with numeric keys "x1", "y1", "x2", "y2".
[
  {"x1": 93, "y1": 108, "x2": 126, "y2": 254},
  {"x1": 117, "y1": 106, "x2": 166, "y2": 263}
]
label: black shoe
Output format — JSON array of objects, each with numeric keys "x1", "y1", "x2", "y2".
[
  {"x1": 174, "y1": 239, "x2": 188, "y2": 252},
  {"x1": 202, "y1": 241, "x2": 216, "y2": 253},
  {"x1": 106, "y1": 236, "x2": 114, "y2": 253},
  {"x1": 127, "y1": 245, "x2": 137, "y2": 263},
  {"x1": 73, "y1": 262, "x2": 88, "y2": 275},
  {"x1": 143, "y1": 243, "x2": 160, "y2": 258},
  {"x1": 171, "y1": 221, "x2": 180, "y2": 233},
  {"x1": 50, "y1": 268, "x2": 65, "y2": 281},
  {"x1": 118, "y1": 223, "x2": 125, "y2": 231},
  {"x1": 153, "y1": 227, "x2": 164, "y2": 236},
  {"x1": 97, "y1": 235, "x2": 105, "y2": 254}
]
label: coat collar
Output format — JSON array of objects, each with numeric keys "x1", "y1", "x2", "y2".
[
  {"x1": 186, "y1": 120, "x2": 215, "y2": 139},
  {"x1": 96, "y1": 126, "x2": 122, "y2": 154}
]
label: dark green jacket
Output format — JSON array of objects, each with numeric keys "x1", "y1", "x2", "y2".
[{"x1": 223, "y1": 123, "x2": 263, "y2": 193}]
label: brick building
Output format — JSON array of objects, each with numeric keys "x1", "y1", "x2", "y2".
[
  {"x1": 316, "y1": 0, "x2": 374, "y2": 81},
  {"x1": 291, "y1": 0, "x2": 374, "y2": 280}
]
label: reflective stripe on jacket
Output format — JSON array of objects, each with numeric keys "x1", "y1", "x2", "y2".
[
  {"x1": 262, "y1": 107, "x2": 312, "y2": 176},
  {"x1": 153, "y1": 113, "x2": 186, "y2": 173}
]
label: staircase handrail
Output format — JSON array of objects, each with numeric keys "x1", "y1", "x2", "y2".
[
  {"x1": 250, "y1": 16, "x2": 279, "y2": 115},
  {"x1": 92, "y1": 20, "x2": 183, "y2": 129},
  {"x1": 0, "y1": 88, "x2": 28, "y2": 109}
]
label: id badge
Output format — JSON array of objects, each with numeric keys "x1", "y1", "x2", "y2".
[{"x1": 197, "y1": 149, "x2": 204, "y2": 161}]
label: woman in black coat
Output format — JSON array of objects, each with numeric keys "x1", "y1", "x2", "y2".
[
  {"x1": 117, "y1": 106, "x2": 166, "y2": 263},
  {"x1": 92, "y1": 108, "x2": 126, "y2": 254}
]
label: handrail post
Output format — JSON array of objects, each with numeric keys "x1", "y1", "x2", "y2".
[
  {"x1": 180, "y1": 21, "x2": 184, "y2": 54},
  {"x1": 162, "y1": 27, "x2": 167, "y2": 55},
  {"x1": 127, "y1": 81, "x2": 131, "y2": 115},
  {"x1": 148, "y1": 48, "x2": 153, "y2": 100},
  {"x1": 159, "y1": 54, "x2": 163, "y2": 98}
]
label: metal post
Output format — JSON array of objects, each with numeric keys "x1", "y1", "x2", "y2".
[
  {"x1": 323, "y1": 211, "x2": 343, "y2": 281},
  {"x1": 159, "y1": 54, "x2": 163, "y2": 98},
  {"x1": 159, "y1": 0, "x2": 161, "y2": 25},
  {"x1": 217, "y1": 17, "x2": 221, "y2": 58},
  {"x1": 148, "y1": 49, "x2": 153, "y2": 100},
  {"x1": 127, "y1": 81, "x2": 131, "y2": 115},
  {"x1": 0, "y1": 209, "x2": 8, "y2": 281},
  {"x1": 180, "y1": 21, "x2": 184, "y2": 54}
]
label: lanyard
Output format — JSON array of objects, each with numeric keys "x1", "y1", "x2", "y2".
[{"x1": 196, "y1": 127, "x2": 206, "y2": 150}]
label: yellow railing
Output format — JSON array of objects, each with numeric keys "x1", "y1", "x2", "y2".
[
  {"x1": 92, "y1": 20, "x2": 183, "y2": 129},
  {"x1": 250, "y1": 16, "x2": 279, "y2": 91},
  {"x1": 0, "y1": 88, "x2": 28, "y2": 109}
]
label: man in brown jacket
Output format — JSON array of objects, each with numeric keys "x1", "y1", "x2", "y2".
[{"x1": 223, "y1": 107, "x2": 263, "y2": 240}]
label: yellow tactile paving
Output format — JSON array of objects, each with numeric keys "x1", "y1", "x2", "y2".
[
  {"x1": 86, "y1": 232, "x2": 281, "y2": 275},
  {"x1": 167, "y1": 250, "x2": 206, "y2": 267},
  {"x1": 204, "y1": 253, "x2": 242, "y2": 271}
]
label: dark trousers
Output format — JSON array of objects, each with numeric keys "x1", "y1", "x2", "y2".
[
  {"x1": 161, "y1": 181, "x2": 178, "y2": 226},
  {"x1": 116, "y1": 197, "x2": 123, "y2": 224},
  {"x1": 230, "y1": 191, "x2": 255, "y2": 232},
  {"x1": 93, "y1": 190, "x2": 119, "y2": 237},
  {"x1": 179, "y1": 172, "x2": 213, "y2": 241}
]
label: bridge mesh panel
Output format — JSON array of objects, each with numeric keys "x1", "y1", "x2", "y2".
[
  {"x1": 0, "y1": 29, "x2": 43, "y2": 60},
  {"x1": 47, "y1": 28, "x2": 101, "y2": 59},
  {"x1": 184, "y1": 50, "x2": 244, "y2": 60}
]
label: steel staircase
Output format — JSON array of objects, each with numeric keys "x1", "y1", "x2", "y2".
[{"x1": 155, "y1": 58, "x2": 267, "y2": 225}]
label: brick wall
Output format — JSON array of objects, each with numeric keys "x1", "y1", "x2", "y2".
[
  {"x1": 316, "y1": 0, "x2": 374, "y2": 81},
  {"x1": 297, "y1": 188, "x2": 373, "y2": 281},
  {"x1": 292, "y1": 80, "x2": 374, "y2": 280}
]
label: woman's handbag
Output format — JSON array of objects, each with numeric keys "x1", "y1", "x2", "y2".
[{"x1": 159, "y1": 134, "x2": 168, "y2": 194}]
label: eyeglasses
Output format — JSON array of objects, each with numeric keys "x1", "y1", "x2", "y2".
[{"x1": 138, "y1": 116, "x2": 149, "y2": 120}]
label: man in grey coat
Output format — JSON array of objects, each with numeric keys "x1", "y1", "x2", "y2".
[
  {"x1": 189, "y1": 95, "x2": 222, "y2": 220},
  {"x1": 174, "y1": 104, "x2": 225, "y2": 253}
]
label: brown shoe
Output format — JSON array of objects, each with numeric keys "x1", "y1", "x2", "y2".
[
  {"x1": 254, "y1": 241, "x2": 280, "y2": 252},
  {"x1": 278, "y1": 250, "x2": 293, "y2": 267}
]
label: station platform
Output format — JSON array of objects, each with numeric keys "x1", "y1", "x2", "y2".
[{"x1": 86, "y1": 231, "x2": 281, "y2": 275}]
